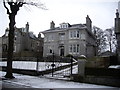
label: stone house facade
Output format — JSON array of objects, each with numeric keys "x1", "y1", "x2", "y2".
[
  {"x1": 2, "y1": 22, "x2": 43, "y2": 60},
  {"x1": 42, "y1": 15, "x2": 97, "y2": 58}
]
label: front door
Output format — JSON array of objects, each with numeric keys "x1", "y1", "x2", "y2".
[{"x1": 60, "y1": 48, "x2": 64, "y2": 56}]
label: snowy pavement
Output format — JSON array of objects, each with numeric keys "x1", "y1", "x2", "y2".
[
  {"x1": 2, "y1": 80, "x2": 32, "y2": 88},
  {"x1": 0, "y1": 71, "x2": 118, "y2": 89}
]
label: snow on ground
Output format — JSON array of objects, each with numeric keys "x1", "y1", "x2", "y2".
[
  {"x1": 45, "y1": 65, "x2": 78, "y2": 79},
  {"x1": 0, "y1": 61, "x2": 78, "y2": 79},
  {"x1": 0, "y1": 61, "x2": 118, "y2": 88},
  {"x1": 0, "y1": 61, "x2": 69, "y2": 71},
  {"x1": 0, "y1": 71, "x2": 116, "y2": 88},
  {"x1": 54, "y1": 65, "x2": 78, "y2": 75}
]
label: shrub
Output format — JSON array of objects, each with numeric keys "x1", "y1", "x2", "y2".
[{"x1": 66, "y1": 54, "x2": 73, "y2": 58}]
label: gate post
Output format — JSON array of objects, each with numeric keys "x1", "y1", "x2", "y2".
[
  {"x1": 52, "y1": 52, "x2": 55, "y2": 77},
  {"x1": 78, "y1": 55, "x2": 86, "y2": 77},
  {"x1": 70, "y1": 56, "x2": 73, "y2": 75},
  {"x1": 36, "y1": 50, "x2": 39, "y2": 75},
  {"x1": 36, "y1": 57, "x2": 39, "y2": 73}
]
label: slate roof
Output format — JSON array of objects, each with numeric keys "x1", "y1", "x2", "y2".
[{"x1": 42, "y1": 23, "x2": 87, "y2": 33}]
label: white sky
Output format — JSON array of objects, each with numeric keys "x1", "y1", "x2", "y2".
[{"x1": 0, "y1": 0, "x2": 119, "y2": 37}]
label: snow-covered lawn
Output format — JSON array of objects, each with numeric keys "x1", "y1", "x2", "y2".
[
  {"x1": 0, "y1": 61, "x2": 78, "y2": 78},
  {"x1": 0, "y1": 61, "x2": 70, "y2": 71}
]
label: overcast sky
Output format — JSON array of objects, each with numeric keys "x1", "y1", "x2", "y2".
[{"x1": 0, "y1": 0, "x2": 119, "y2": 37}]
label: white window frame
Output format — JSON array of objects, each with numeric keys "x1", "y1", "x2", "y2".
[
  {"x1": 69, "y1": 45, "x2": 72, "y2": 52},
  {"x1": 74, "y1": 31, "x2": 76, "y2": 38},
  {"x1": 69, "y1": 44, "x2": 80, "y2": 54},
  {"x1": 77, "y1": 44, "x2": 79, "y2": 53},
  {"x1": 69, "y1": 30, "x2": 80, "y2": 39},
  {"x1": 77, "y1": 31, "x2": 80, "y2": 38}
]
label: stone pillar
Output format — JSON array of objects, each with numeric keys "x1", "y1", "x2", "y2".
[
  {"x1": 115, "y1": 9, "x2": 120, "y2": 64},
  {"x1": 70, "y1": 55, "x2": 86, "y2": 82},
  {"x1": 78, "y1": 55, "x2": 86, "y2": 77}
]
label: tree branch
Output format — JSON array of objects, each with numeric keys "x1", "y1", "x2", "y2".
[
  {"x1": 23, "y1": 2, "x2": 47, "y2": 10},
  {"x1": 18, "y1": 2, "x2": 24, "y2": 7},
  {"x1": 8, "y1": 2, "x2": 13, "y2": 6},
  {"x1": 3, "y1": 0, "x2": 10, "y2": 14}
]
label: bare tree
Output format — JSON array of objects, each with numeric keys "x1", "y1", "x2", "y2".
[
  {"x1": 3, "y1": 0, "x2": 46, "y2": 79},
  {"x1": 105, "y1": 28, "x2": 117, "y2": 53},
  {"x1": 93, "y1": 26, "x2": 107, "y2": 55}
]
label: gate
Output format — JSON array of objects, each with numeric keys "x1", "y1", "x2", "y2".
[{"x1": 44, "y1": 54, "x2": 76, "y2": 78}]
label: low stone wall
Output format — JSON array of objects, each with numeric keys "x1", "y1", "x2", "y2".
[
  {"x1": 85, "y1": 68, "x2": 120, "y2": 77},
  {"x1": 84, "y1": 76, "x2": 120, "y2": 87},
  {"x1": 86, "y1": 57, "x2": 110, "y2": 68},
  {"x1": 71, "y1": 67, "x2": 120, "y2": 87},
  {"x1": 71, "y1": 74, "x2": 120, "y2": 87}
]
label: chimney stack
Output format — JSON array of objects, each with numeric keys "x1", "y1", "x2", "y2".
[
  {"x1": 26, "y1": 22, "x2": 29, "y2": 32},
  {"x1": 50, "y1": 21, "x2": 55, "y2": 29},
  {"x1": 86, "y1": 15, "x2": 92, "y2": 31}
]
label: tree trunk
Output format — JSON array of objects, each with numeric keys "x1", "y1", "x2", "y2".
[
  {"x1": 109, "y1": 37, "x2": 112, "y2": 53},
  {"x1": 110, "y1": 42, "x2": 112, "y2": 53},
  {"x1": 5, "y1": 13, "x2": 16, "y2": 79}
]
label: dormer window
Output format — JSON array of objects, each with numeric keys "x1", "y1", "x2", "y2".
[{"x1": 60, "y1": 23, "x2": 70, "y2": 29}]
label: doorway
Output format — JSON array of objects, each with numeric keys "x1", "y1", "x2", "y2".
[{"x1": 60, "y1": 48, "x2": 64, "y2": 56}]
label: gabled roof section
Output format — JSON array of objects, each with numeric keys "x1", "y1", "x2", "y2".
[
  {"x1": 42, "y1": 23, "x2": 87, "y2": 33},
  {"x1": 29, "y1": 32, "x2": 37, "y2": 39},
  {"x1": 70, "y1": 24, "x2": 87, "y2": 29},
  {"x1": 70, "y1": 24, "x2": 86, "y2": 28}
]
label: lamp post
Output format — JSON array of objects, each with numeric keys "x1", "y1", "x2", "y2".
[
  {"x1": 51, "y1": 51, "x2": 55, "y2": 77},
  {"x1": 36, "y1": 50, "x2": 39, "y2": 74},
  {"x1": 70, "y1": 56, "x2": 73, "y2": 75}
]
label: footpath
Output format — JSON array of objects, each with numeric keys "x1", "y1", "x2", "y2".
[{"x1": 0, "y1": 71, "x2": 119, "y2": 90}]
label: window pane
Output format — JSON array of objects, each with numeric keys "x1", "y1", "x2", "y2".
[
  {"x1": 77, "y1": 44, "x2": 79, "y2": 52},
  {"x1": 70, "y1": 31, "x2": 72, "y2": 38},
  {"x1": 69, "y1": 45, "x2": 72, "y2": 52},
  {"x1": 74, "y1": 31, "x2": 76, "y2": 37},
  {"x1": 50, "y1": 49, "x2": 52, "y2": 53},
  {"x1": 77, "y1": 31, "x2": 79, "y2": 38},
  {"x1": 73, "y1": 44, "x2": 76, "y2": 52}
]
